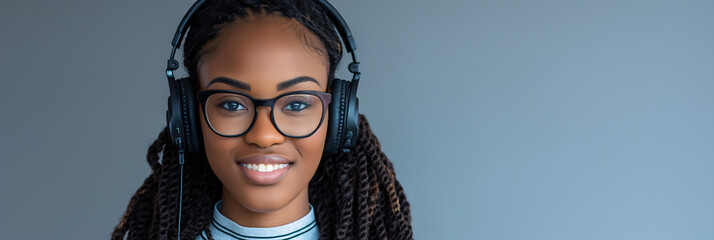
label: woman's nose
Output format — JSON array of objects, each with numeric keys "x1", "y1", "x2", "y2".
[{"x1": 243, "y1": 107, "x2": 285, "y2": 148}]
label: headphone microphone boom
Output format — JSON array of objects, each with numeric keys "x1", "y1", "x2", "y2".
[{"x1": 163, "y1": 1, "x2": 361, "y2": 239}]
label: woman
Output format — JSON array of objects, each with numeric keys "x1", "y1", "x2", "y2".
[{"x1": 112, "y1": 0, "x2": 412, "y2": 239}]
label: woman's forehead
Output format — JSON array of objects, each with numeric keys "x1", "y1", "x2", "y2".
[{"x1": 196, "y1": 13, "x2": 328, "y2": 95}]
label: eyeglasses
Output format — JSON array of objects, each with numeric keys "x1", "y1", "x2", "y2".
[{"x1": 197, "y1": 89, "x2": 332, "y2": 138}]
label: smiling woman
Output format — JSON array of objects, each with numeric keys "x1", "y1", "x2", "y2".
[
  {"x1": 111, "y1": 0, "x2": 413, "y2": 240},
  {"x1": 197, "y1": 14, "x2": 331, "y2": 225}
]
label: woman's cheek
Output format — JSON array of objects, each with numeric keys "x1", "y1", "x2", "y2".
[
  {"x1": 298, "y1": 112, "x2": 328, "y2": 176},
  {"x1": 200, "y1": 112, "x2": 236, "y2": 180}
]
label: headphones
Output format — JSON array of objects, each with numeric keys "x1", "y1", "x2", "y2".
[{"x1": 165, "y1": 0, "x2": 361, "y2": 165}]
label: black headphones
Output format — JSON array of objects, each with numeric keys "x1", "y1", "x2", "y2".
[{"x1": 165, "y1": 0, "x2": 361, "y2": 165}]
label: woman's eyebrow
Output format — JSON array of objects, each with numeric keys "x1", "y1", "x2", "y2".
[
  {"x1": 277, "y1": 76, "x2": 320, "y2": 91},
  {"x1": 207, "y1": 77, "x2": 251, "y2": 91}
]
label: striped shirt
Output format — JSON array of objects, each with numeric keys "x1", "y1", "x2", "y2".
[{"x1": 195, "y1": 200, "x2": 319, "y2": 240}]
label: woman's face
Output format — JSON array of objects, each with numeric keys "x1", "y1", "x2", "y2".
[{"x1": 196, "y1": 13, "x2": 328, "y2": 220}]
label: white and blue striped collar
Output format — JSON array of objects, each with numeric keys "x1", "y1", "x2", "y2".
[{"x1": 197, "y1": 200, "x2": 319, "y2": 240}]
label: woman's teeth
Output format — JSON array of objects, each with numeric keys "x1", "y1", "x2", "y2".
[{"x1": 240, "y1": 163, "x2": 290, "y2": 172}]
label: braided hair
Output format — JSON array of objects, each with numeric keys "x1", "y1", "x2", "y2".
[{"x1": 112, "y1": 0, "x2": 413, "y2": 239}]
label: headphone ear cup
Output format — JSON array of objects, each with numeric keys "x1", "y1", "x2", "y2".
[
  {"x1": 176, "y1": 77, "x2": 203, "y2": 154},
  {"x1": 325, "y1": 79, "x2": 349, "y2": 155},
  {"x1": 166, "y1": 77, "x2": 183, "y2": 151}
]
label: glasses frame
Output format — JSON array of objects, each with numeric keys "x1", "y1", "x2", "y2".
[{"x1": 197, "y1": 89, "x2": 332, "y2": 138}]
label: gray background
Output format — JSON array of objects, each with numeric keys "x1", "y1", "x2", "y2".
[{"x1": 1, "y1": 0, "x2": 712, "y2": 239}]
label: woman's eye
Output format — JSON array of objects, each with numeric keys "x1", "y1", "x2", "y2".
[
  {"x1": 218, "y1": 101, "x2": 246, "y2": 112},
  {"x1": 283, "y1": 101, "x2": 310, "y2": 112}
]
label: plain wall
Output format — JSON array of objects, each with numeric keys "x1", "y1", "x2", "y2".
[{"x1": 1, "y1": 0, "x2": 712, "y2": 239}]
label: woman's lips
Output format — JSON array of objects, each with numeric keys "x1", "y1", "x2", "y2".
[{"x1": 236, "y1": 154, "x2": 293, "y2": 185}]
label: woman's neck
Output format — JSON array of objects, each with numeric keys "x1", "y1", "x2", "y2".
[{"x1": 218, "y1": 186, "x2": 311, "y2": 228}]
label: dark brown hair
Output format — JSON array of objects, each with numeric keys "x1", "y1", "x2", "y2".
[{"x1": 112, "y1": 1, "x2": 412, "y2": 239}]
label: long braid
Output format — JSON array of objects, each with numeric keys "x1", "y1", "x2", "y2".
[
  {"x1": 336, "y1": 150, "x2": 356, "y2": 238},
  {"x1": 112, "y1": 127, "x2": 222, "y2": 240},
  {"x1": 155, "y1": 141, "x2": 178, "y2": 240},
  {"x1": 113, "y1": 1, "x2": 413, "y2": 239},
  {"x1": 356, "y1": 146, "x2": 371, "y2": 240},
  {"x1": 310, "y1": 115, "x2": 413, "y2": 239},
  {"x1": 112, "y1": 129, "x2": 166, "y2": 239}
]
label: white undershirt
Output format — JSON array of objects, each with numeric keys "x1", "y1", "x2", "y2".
[{"x1": 194, "y1": 200, "x2": 319, "y2": 240}]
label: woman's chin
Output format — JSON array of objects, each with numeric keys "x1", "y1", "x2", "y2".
[{"x1": 236, "y1": 192, "x2": 293, "y2": 213}]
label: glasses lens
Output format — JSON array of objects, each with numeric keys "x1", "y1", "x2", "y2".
[
  {"x1": 204, "y1": 93, "x2": 254, "y2": 136},
  {"x1": 274, "y1": 93, "x2": 325, "y2": 137}
]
